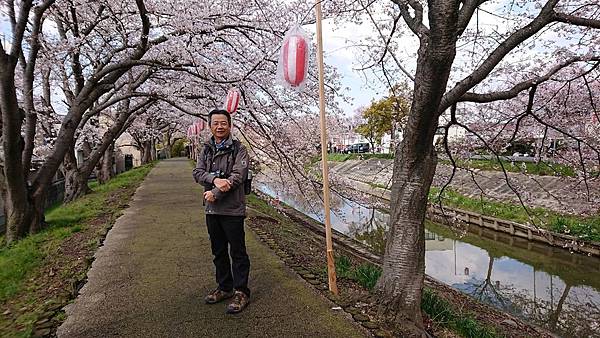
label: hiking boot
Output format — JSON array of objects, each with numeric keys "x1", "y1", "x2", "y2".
[
  {"x1": 226, "y1": 291, "x2": 250, "y2": 314},
  {"x1": 205, "y1": 289, "x2": 234, "y2": 304}
]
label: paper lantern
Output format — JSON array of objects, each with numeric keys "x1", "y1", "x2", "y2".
[
  {"x1": 195, "y1": 120, "x2": 205, "y2": 134},
  {"x1": 224, "y1": 88, "x2": 240, "y2": 114},
  {"x1": 282, "y1": 36, "x2": 308, "y2": 87}
]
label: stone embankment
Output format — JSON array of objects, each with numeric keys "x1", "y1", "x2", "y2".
[
  {"x1": 329, "y1": 159, "x2": 600, "y2": 257},
  {"x1": 329, "y1": 159, "x2": 600, "y2": 216}
]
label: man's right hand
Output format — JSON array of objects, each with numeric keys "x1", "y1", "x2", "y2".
[{"x1": 214, "y1": 178, "x2": 232, "y2": 192}]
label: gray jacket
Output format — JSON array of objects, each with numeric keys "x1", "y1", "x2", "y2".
[{"x1": 193, "y1": 136, "x2": 249, "y2": 217}]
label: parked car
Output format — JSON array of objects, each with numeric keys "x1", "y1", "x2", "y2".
[{"x1": 346, "y1": 143, "x2": 370, "y2": 153}]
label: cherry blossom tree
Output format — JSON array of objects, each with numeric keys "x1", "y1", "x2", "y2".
[
  {"x1": 1, "y1": 0, "x2": 346, "y2": 243},
  {"x1": 1, "y1": 0, "x2": 58, "y2": 243},
  {"x1": 326, "y1": 0, "x2": 600, "y2": 333},
  {"x1": 1, "y1": 0, "x2": 170, "y2": 242}
]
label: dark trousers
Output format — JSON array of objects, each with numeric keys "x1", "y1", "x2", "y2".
[{"x1": 206, "y1": 215, "x2": 250, "y2": 297}]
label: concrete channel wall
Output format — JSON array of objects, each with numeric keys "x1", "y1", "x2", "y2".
[
  {"x1": 426, "y1": 204, "x2": 600, "y2": 257},
  {"x1": 334, "y1": 171, "x2": 600, "y2": 258}
]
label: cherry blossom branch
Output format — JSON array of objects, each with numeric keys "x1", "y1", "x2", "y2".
[{"x1": 441, "y1": 0, "x2": 561, "y2": 111}]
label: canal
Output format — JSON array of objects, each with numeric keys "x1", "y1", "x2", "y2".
[{"x1": 256, "y1": 180, "x2": 600, "y2": 338}]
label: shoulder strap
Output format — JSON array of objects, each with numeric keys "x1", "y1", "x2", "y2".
[{"x1": 232, "y1": 139, "x2": 240, "y2": 158}]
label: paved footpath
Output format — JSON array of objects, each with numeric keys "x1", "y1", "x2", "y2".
[{"x1": 57, "y1": 158, "x2": 365, "y2": 338}]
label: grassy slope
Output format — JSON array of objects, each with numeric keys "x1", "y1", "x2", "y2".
[
  {"x1": 0, "y1": 163, "x2": 154, "y2": 336},
  {"x1": 429, "y1": 187, "x2": 600, "y2": 242}
]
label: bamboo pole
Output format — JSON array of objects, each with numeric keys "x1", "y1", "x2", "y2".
[{"x1": 315, "y1": 0, "x2": 338, "y2": 295}]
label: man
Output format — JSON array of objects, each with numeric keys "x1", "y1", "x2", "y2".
[{"x1": 193, "y1": 109, "x2": 250, "y2": 314}]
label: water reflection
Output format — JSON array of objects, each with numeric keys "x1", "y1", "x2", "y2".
[
  {"x1": 256, "y1": 180, "x2": 600, "y2": 337},
  {"x1": 431, "y1": 226, "x2": 600, "y2": 338}
]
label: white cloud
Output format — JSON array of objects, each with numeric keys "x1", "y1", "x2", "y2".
[{"x1": 303, "y1": 17, "x2": 397, "y2": 116}]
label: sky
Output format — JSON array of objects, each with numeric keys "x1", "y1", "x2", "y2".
[{"x1": 306, "y1": 19, "x2": 388, "y2": 116}]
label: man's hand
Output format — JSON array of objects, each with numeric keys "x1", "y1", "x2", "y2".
[
  {"x1": 214, "y1": 178, "x2": 232, "y2": 192},
  {"x1": 204, "y1": 191, "x2": 216, "y2": 202}
]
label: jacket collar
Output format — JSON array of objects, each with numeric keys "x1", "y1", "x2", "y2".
[{"x1": 205, "y1": 134, "x2": 234, "y2": 151}]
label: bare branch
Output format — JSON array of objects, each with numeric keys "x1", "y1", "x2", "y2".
[
  {"x1": 360, "y1": 0, "x2": 415, "y2": 82},
  {"x1": 457, "y1": 0, "x2": 488, "y2": 36},
  {"x1": 135, "y1": 0, "x2": 150, "y2": 50},
  {"x1": 554, "y1": 11, "x2": 600, "y2": 29},
  {"x1": 440, "y1": 0, "x2": 561, "y2": 111},
  {"x1": 459, "y1": 57, "x2": 600, "y2": 103},
  {"x1": 9, "y1": 0, "x2": 33, "y2": 57}
]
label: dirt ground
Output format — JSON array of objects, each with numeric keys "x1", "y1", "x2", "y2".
[{"x1": 246, "y1": 192, "x2": 554, "y2": 338}]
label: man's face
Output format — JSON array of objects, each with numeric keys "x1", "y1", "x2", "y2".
[{"x1": 210, "y1": 114, "x2": 231, "y2": 140}]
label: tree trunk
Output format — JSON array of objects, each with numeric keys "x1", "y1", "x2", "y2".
[
  {"x1": 62, "y1": 146, "x2": 90, "y2": 203},
  {"x1": 1, "y1": 58, "x2": 35, "y2": 243},
  {"x1": 98, "y1": 144, "x2": 115, "y2": 184},
  {"x1": 164, "y1": 131, "x2": 172, "y2": 159},
  {"x1": 63, "y1": 170, "x2": 88, "y2": 203},
  {"x1": 375, "y1": 2, "x2": 459, "y2": 334},
  {"x1": 141, "y1": 141, "x2": 152, "y2": 164},
  {"x1": 375, "y1": 138, "x2": 436, "y2": 333},
  {"x1": 151, "y1": 139, "x2": 157, "y2": 161},
  {"x1": 390, "y1": 122, "x2": 396, "y2": 154}
]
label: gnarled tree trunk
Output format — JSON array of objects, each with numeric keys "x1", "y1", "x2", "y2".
[
  {"x1": 62, "y1": 146, "x2": 90, "y2": 203},
  {"x1": 375, "y1": 2, "x2": 459, "y2": 334},
  {"x1": 0, "y1": 59, "x2": 38, "y2": 242},
  {"x1": 98, "y1": 144, "x2": 115, "y2": 184}
]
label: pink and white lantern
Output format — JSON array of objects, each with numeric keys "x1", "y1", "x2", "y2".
[
  {"x1": 277, "y1": 26, "x2": 310, "y2": 89},
  {"x1": 195, "y1": 120, "x2": 205, "y2": 134},
  {"x1": 224, "y1": 88, "x2": 240, "y2": 114}
]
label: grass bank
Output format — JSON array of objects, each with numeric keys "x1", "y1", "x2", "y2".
[
  {"x1": 329, "y1": 154, "x2": 576, "y2": 178},
  {"x1": 429, "y1": 187, "x2": 600, "y2": 242},
  {"x1": 328, "y1": 153, "x2": 576, "y2": 177},
  {"x1": 421, "y1": 288, "x2": 499, "y2": 338},
  {"x1": 0, "y1": 163, "x2": 155, "y2": 337},
  {"x1": 440, "y1": 158, "x2": 575, "y2": 177}
]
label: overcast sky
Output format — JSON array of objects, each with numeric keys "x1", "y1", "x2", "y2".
[{"x1": 305, "y1": 19, "x2": 388, "y2": 116}]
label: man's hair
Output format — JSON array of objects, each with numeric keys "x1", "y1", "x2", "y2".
[{"x1": 208, "y1": 109, "x2": 231, "y2": 126}]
